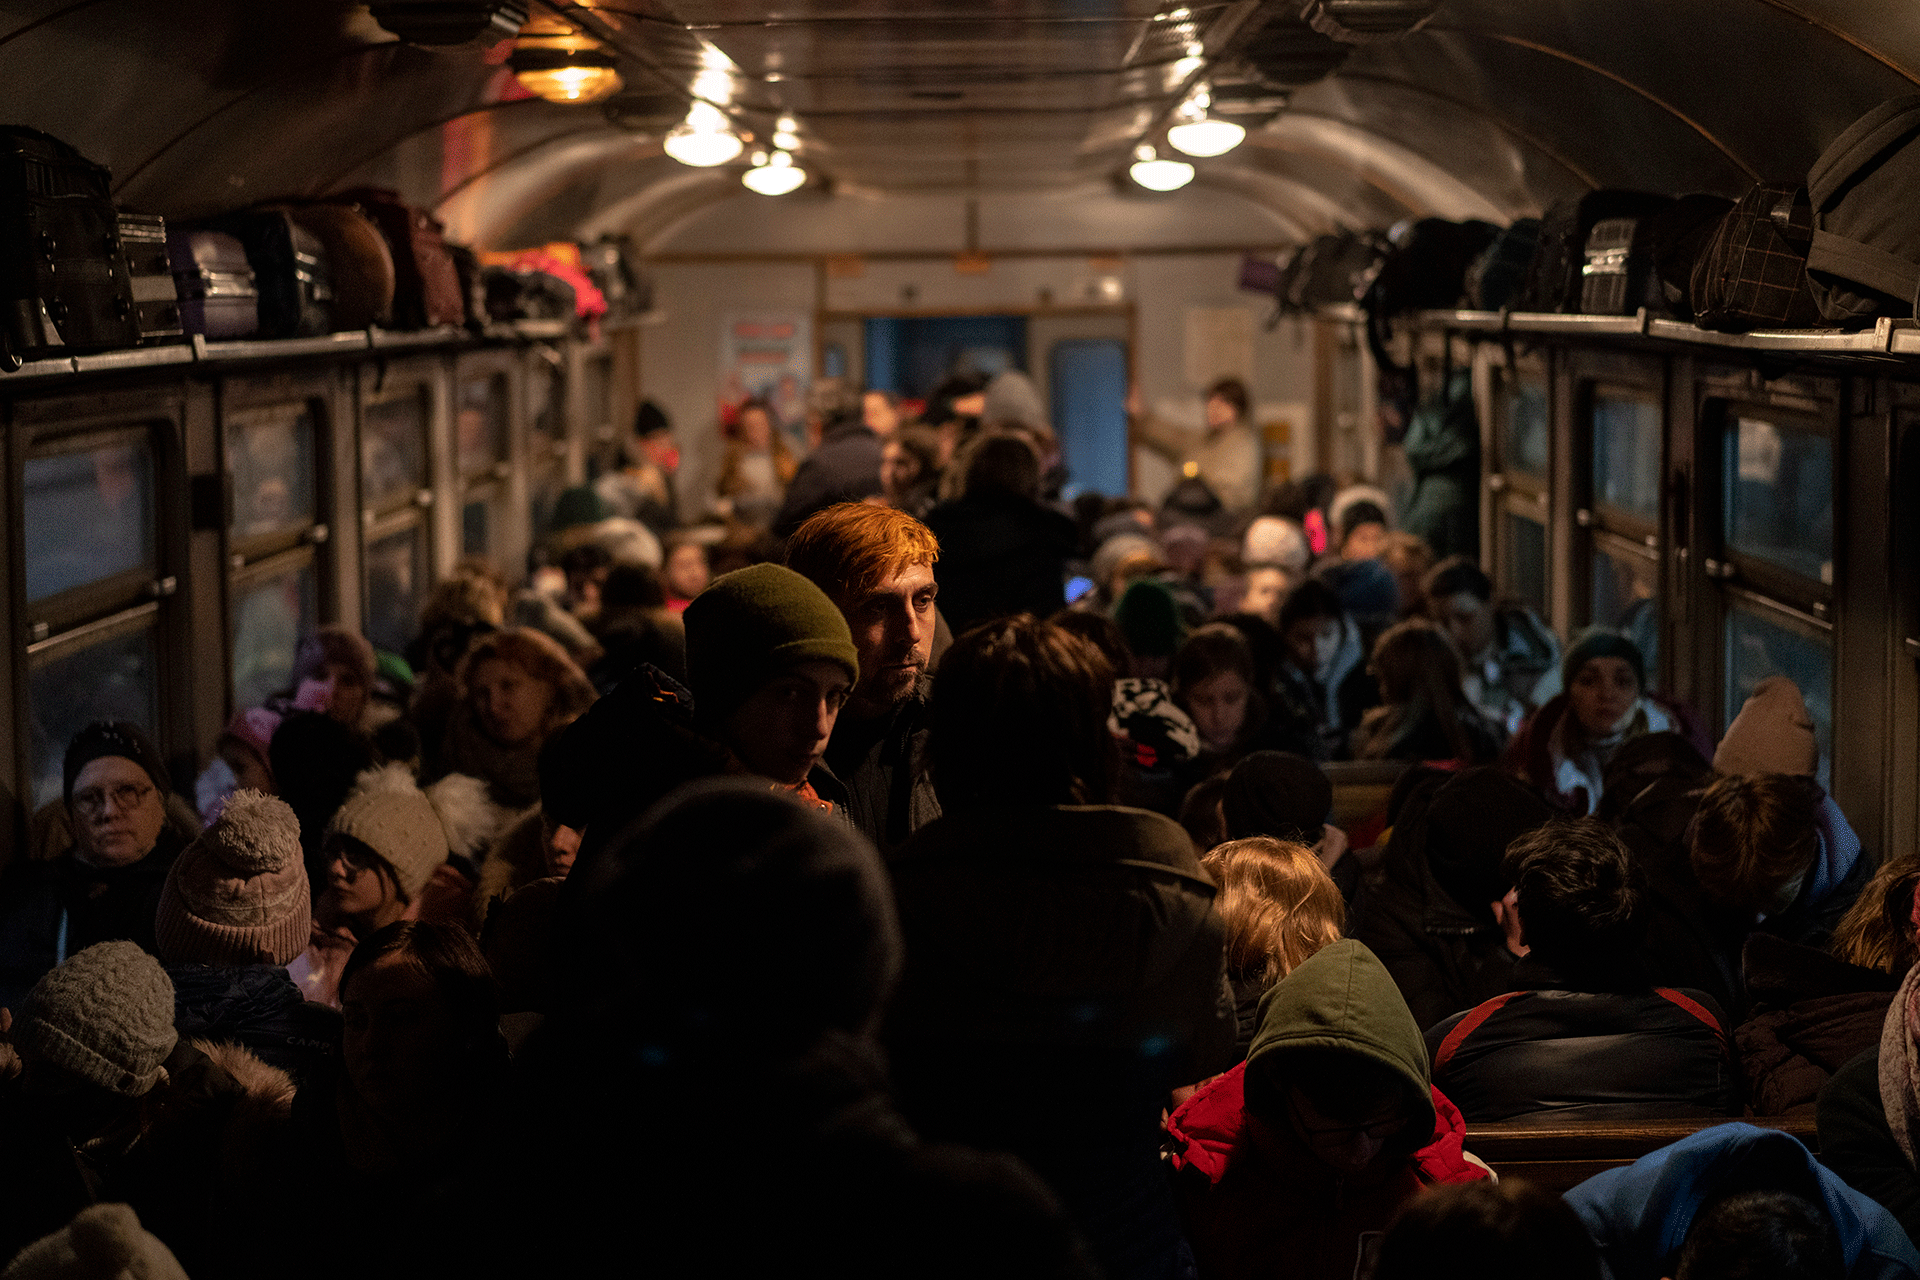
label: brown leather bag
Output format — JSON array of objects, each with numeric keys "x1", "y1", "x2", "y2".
[
  {"x1": 332, "y1": 187, "x2": 464, "y2": 329},
  {"x1": 284, "y1": 201, "x2": 394, "y2": 329}
]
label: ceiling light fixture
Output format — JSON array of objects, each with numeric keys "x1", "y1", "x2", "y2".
[
  {"x1": 509, "y1": 45, "x2": 623, "y2": 104},
  {"x1": 771, "y1": 115, "x2": 801, "y2": 151},
  {"x1": 743, "y1": 149, "x2": 806, "y2": 196},
  {"x1": 1130, "y1": 144, "x2": 1194, "y2": 191},
  {"x1": 664, "y1": 100, "x2": 744, "y2": 167},
  {"x1": 1166, "y1": 85, "x2": 1246, "y2": 157}
]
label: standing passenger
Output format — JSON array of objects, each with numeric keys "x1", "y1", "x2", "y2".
[
  {"x1": 773, "y1": 378, "x2": 884, "y2": 536},
  {"x1": 923, "y1": 433, "x2": 1079, "y2": 632},
  {"x1": 1423, "y1": 556, "x2": 1562, "y2": 735},
  {"x1": 715, "y1": 396, "x2": 797, "y2": 530},
  {"x1": 1130, "y1": 378, "x2": 1262, "y2": 512},
  {"x1": 785, "y1": 503, "x2": 943, "y2": 853},
  {"x1": 885, "y1": 616, "x2": 1236, "y2": 1280}
]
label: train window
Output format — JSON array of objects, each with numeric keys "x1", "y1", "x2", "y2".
[
  {"x1": 1723, "y1": 410, "x2": 1834, "y2": 587},
  {"x1": 527, "y1": 353, "x2": 568, "y2": 562},
  {"x1": 226, "y1": 403, "x2": 316, "y2": 548},
  {"x1": 457, "y1": 373, "x2": 509, "y2": 477},
  {"x1": 364, "y1": 525, "x2": 426, "y2": 656},
  {"x1": 1501, "y1": 375, "x2": 1549, "y2": 481},
  {"x1": 462, "y1": 499, "x2": 490, "y2": 556},
  {"x1": 584, "y1": 351, "x2": 613, "y2": 455},
  {"x1": 1591, "y1": 392, "x2": 1663, "y2": 526},
  {"x1": 23, "y1": 434, "x2": 156, "y2": 604},
  {"x1": 1592, "y1": 535, "x2": 1660, "y2": 684},
  {"x1": 1504, "y1": 511, "x2": 1548, "y2": 613},
  {"x1": 26, "y1": 612, "x2": 159, "y2": 808},
  {"x1": 1726, "y1": 599, "x2": 1833, "y2": 788},
  {"x1": 362, "y1": 387, "x2": 430, "y2": 512},
  {"x1": 230, "y1": 557, "x2": 317, "y2": 712}
]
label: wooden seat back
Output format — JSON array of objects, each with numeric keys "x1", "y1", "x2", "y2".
[
  {"x1": 1323, "y1": 759, "x2": 1411, "y2": 829},
  {"x1": 1464, "y1": 1115, "x2": 1819, "y2": 1192}
]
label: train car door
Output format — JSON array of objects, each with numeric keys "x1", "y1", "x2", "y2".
[
  {"x1": 359, "y1": 360, "x2": 444, "y2": 657},
  {"x1": 1568, "y1": 349, "x2": 1667, "y2": 685},
  {"x1": 1483, "y1": 345, "x2": 1553, "y2": 621}
]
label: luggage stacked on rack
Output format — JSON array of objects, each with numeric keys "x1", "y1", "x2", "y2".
[
  {"x1": 1688, "y1": 184, "x2": 1821, "y2": 331},
  {"x1": 168, "y1": 228, "x2": 260, "y2": 339},
  {"x1": 1465, "y1": 217, "x2": 1540, "y2": 311},
  {"x1": 117, "y1": 212, "x2": 181, "y2": 342},
  {"x1": 0, "y1": 126, "x2": 142, "y2": 368},
  {"x1": 1521, "y1": 191, "x2": 1672, "y2": 313},
  {"x1": 483, "y1": 267, "x2": 576, "y2": 322},
  {"x1": 332, "y1": 187, "x2": 465, "y2": 329},
  {"x1": 1803, "y1": 95, "x2": 1920, "y2": 325},
  {"x1": 285, "y1": 201, "x2": 395, "y2": 330},
  {"x1": 204, "y1": 207, "x2": 334, "y2": 338}
]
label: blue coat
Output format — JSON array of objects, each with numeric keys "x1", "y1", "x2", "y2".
[{"x1": 1565, "y1": 1123, "x2": 1920, "y2": 1280}]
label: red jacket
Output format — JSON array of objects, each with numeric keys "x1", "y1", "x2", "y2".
[{"x1": 1166, "y1": 1062, "x2": 1487, "y2": 1280}]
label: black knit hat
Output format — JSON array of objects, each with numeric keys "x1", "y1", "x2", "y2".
[
  {"x1": 683, "y1": 564, "x2": 860, "y2": 730},
  {"x1": 1222, "y1": 751, "x2": 1333, "y2": 844},
  {"x1": 1561, "y1": 627, "x2": 1645, "y2": 693},
  {"x1": 64, "y1": 720, "x2": 170, "y2": 807}
]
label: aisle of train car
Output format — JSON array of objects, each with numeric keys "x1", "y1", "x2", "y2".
[{"x1": 1, "y1": 0, "x2": 1920, "y2": 859}]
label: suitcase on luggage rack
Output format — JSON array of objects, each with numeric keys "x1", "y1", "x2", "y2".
[
  {"x1": 1466, "y1": 218, "x2": 1540, "y2": 311},
  {"x1": 1580, "y1": 216, "x2": 1657, "y2": 315},
  {"x1": 483, "y1": 266, "x2": 575, "y2": 323},
  {"x1": 285, "y1": 201, "x2": 393, "y2": 330},
  {"x1": 209, "y1": 207, "x2": 334, "y2": 338},
  {"x1": 1292, "y1": 230, "x2": 1388, "y2": 311},
  {"x1": 168, "y1": 228, "x2": 260, "y2": 339},
  {"x1": 1519, "y1": 190, "x2": 1672, "y2": 313},
  {"x1": 332, "y1": 187, "x2": 463, "y2": 329},
  {"x1": 1644, "y1": 194, "x2": 1736, "y2": 322},
  {"x1": 0, "y1": 126, "x2": 142, "y2": 368},
  {"x1": 1689, "y1": 183, "x2": 1823, "y2": 332},
  {"x1": 116, "y1": 212, "x2": 182, "y2": 342}
]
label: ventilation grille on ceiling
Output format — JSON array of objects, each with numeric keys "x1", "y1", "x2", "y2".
[
  {"x1": 1237, "y1": 16, "x2": 1349, "y2": 87},
  {"x1": 367, "y1": 0, "x2": 528, "y2": 46},
  {"x1": 1300, "y1": 0, "x2": 1440, "y2": 43}
]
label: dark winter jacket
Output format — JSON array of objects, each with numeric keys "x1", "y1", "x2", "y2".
[
  {"x1": 886, "y1": 803, "x2": 1236, "y2": 1280},
  {"x1": 1167, "y1": 939, "x2": 1490, "y2": 1280},
  {"x1": 1400, "y1": 369, "x2": 1480, "y2": 561},
  {"x1": 1507, "y1": 691, "x2": 1712, "y2": 816},
  {"x1": 1737, "y1": 933, "x2": 1898, "y2": 1116},
  {"x1": 822, "y1": 675, "x2": 940, "y2": 856},
  {"x1": 923, "y1": 490, "x2": 1079, "y2": 634},
  {"x1": 773, "y1": 418, "x2": 884, "y2": 537},
  {"x1": 1425, "y1": 963, "x2": 1738, "y2": 1122},
  {"x1": 169, "y1": 963, "x2": 343, "y2": 1089},
  {"x1": 0, "y1": 827, "x2": 185, "y2": 1012},
  {"x1": 1821, "y1": 1046, "x2": 1920, "y2": 1246},
  {"x1": 1567, "y1": 1122, "x2": 1920, "y2": 1280}
]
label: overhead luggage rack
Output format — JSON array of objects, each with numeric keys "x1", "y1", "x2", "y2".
[
  {"x1": 1392, "y1": 308, "x2": 1920, "y2": 362},
  {"x1": 0, "y1": 320, "x2": 575, "y2": 382}
]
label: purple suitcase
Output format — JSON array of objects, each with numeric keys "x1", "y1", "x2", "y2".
[{"x1": 167, "y1": 227, "x2": 259, "y2": 339}]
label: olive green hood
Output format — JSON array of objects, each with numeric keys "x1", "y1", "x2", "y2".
[{"x1": 1246, "y1": 938, "x2": 1434, "y2": 1136}]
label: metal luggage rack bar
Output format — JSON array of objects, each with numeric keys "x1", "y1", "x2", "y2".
[
  {"x1": 1400, "y1": 308, "x2": 1919, "y2": 361},
  {"x1": 0, "y1": 320, "x2": 578, "y2": 383}
]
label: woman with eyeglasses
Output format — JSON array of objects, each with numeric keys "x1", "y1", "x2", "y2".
[{"x1": 0, "y1": 721, "x2": 193, "y2": 1013}]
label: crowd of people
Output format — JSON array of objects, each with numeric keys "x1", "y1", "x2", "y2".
[{"x1": 0, "y1": 367, "x2": 1913, "y2": 1280}]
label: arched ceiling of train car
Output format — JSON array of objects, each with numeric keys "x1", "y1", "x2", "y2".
[{"x1": 6, "y1": 1, "x2": 1920, "y2": 252}]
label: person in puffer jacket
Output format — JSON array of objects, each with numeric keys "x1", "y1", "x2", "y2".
[{"x1": 1166, "y1": 938, "x2": 1489, "y2": 1280}]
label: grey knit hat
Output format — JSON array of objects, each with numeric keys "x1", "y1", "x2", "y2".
[
  {"x1": 1, "y1": 1203, "x2": 189, "y2": 1280},
  {"x1": 16, "y1": 942, "x2": 178, "y2": 1097},
  {"x1": 156, "y1": 790, "x2": 310, "y2": 968}
]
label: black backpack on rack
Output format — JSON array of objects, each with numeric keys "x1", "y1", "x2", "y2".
[
  {"x1": 1519, "y1": 190, "x2": 1673, "y2": 313},
  {"x1": 1804, "y1": 95, "x2": 1920, "y2": 324},
  {"x1": 1688, "y1": 183, "x2": 1822, "y2": 332},
  {"x1": 1362, "y1": 218, "x2": 1497, "y2": 382},
  {"x1": 0, "y1": 126, "x2": 141, "y2": 369}
]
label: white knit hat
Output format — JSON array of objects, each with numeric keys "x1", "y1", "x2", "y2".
[
  {"x1": 16, "y1": 942, "x2": 177, "y2": 1098},
  {"x1": 1242, "y1": 516, "x2": 1310, "y2": 573},
  {"x1": 328, "y1": 764, "x2": 498, "y2": 899},
  {"x1": 1714, "y1": 675, "x2": 1819, "y2": 778},
  {"x1": 156, "y1": 790, "x2": 309, "y2": 967},
  {"x1": 1, "y1": 1203, "x2": 188, "y2": 1280}
]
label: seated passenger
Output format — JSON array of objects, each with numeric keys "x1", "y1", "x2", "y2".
[
  {"x1": 1373, "y1": 1178, "x2": 1601, "y2": 1280},
  {"x1": 1350, "y1": 767, "x2": 1556, "y2": 1029},
  {"x1": 193, "y1": 705, "x2": 281, "y2": 824},
  {"x1": 1052, "y1": 608, "x2": 1201, "y2": 818},
  {"x1": 1219, "y1": 749, "x2": 1345, "y2": 870},
  {"x1": 1693, "y1": 770, "x2": 1870, "y2": 953},
  {"x1": 1166, "y1": 939, "x2": 1489, "y2": 1280},
  {"x1": 1203, "y1": 836, "x2": 1345, "y2": 1058},
  {"x1": 0, "y1": 721, "x2": 189, "y2": 1012},
  {"x1": 1424, "y1": 556, "x2": 1561, "y2": 735},
  {"x1": 1426, "y1": 819, "x2": 1737, "y2": 1123},
  {"x1": 1317, "y1": 556, "x2": 1402, "y2": 646},
  {"x1": 1508, "y1": 629, "x2": 1705, "y2": 814},
  {"x1": 1328, "y1": 484, "x2": 1394, "y2": 563},
  {"x1": 1351, "y1": 619, "x2": 1505, "y2": 765},
  {"x1": 1566, "y1": 1123, "x2": 1918, "y2": 1280},
  {"x1": 429, "y1": 626, "x2": 597, "y2": 810},
  {"x1": 1272, "y1": 579, "x2": 1375, "y2": 761},
  {"x1": 1173, "y1": 623, "x2": 1270, "y2": 775},
  {"x1": 157, "y1": 790, "x2": 341, "y2": 1088},
  {"x1": 682, "y1": 562, "x2": 860, "y2": 811},
  {"x1": 1820, "y1": 935, "x2": 1920, "y2": 1246},
  {"x1": 1381, "y1": 530, "x2": 1435, "y2": 621},
  {"x1": 885, "y1": 615, "x2": 1235, "y2": 1280},
  {"x1": 0, "y1": 941, "x2": 296, "y2": 1278}
]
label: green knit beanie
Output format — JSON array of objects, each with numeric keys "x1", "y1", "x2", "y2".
[{"x1": 684, "y1": 564, "x2": 861, "y2": 729}]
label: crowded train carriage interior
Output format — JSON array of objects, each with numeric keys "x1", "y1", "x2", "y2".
[{"x1": 9, "y1": 1, "x2": 1920, "y2": 1276}]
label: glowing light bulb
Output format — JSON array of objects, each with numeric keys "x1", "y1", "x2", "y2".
[
  {"x1": 1167, "y1": 117, "x2": 1245, "y2": 157},
  {"x1": 743, "y1": 150, "x2": 806, "y2": 195},
  {"x1": 1129, "y1": 144, "x2": 1194, "y2": 191},
  {"x1": 509, "y1": 46, "x2": 623, "y2": 105},
  {"x1": 663, "y1": 101, "x2": 743, "y2": 167}
]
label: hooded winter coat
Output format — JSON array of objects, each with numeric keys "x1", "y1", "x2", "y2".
[
  {"x1": 886, "y1": 803, "x2": 1236, "y2": 1280},
  {"x1": 923, "y1": 489, "x2": 1079, "y2": 635},
  {"x1": 1737, "y1": 933, "x2": 1897, "y2": 1116},
  {"x1": 1508, "y1": 691, "x2": 1710, "y2": 816},
  {"x1": 1566, "y1": 1122, "x2": 1920, "y2": 1280},
  {"x1": 1166, "y1": 938, "x2": 1488, "y2": 1280}
]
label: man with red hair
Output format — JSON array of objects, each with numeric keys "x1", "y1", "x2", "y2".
[{"x1": 786, "y1": 502, "x2": 943, "y2": 853}]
